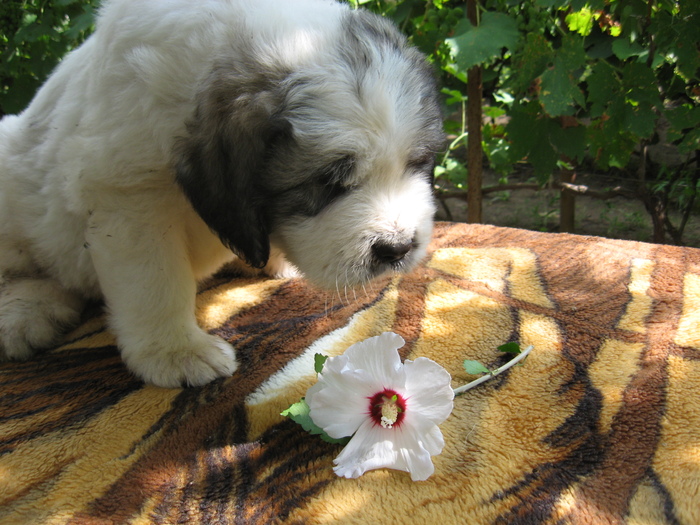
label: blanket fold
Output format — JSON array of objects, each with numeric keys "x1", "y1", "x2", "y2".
[{"x1": 1, "y1": 222, "x2": 698, "y2": 524}]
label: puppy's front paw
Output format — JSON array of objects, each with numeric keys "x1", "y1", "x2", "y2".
[
  {"x1": 264, "y1": 248, "x2": 301, "y2": 279},
  {"x1": 123, "y1": 332, "x2": 238, "y2": 388}
]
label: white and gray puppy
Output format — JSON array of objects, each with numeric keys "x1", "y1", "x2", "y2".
[{"x1": 0, "y1": 0, "x2": 443, "y2": 387}]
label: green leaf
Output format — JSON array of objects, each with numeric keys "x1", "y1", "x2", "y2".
[
  {"x1": 665, "y1": 105, "x2": 700, "y2": 145},
  {"x1": 506, "y1": 101, "x2": 559, "y2": 176},
  {"x1": 436, "y1": 157, "x2": 467, "y2": 186},
  {"x1": 539, "y1": 35, "x2": 587, "y2": 117},
  {"x1": 281, "y1": 399, "x2": 350, "y2": 445},
  {"x1": 314, "y1": 354, "x2": 328, "y2": 374},
  {"x1": 446, "y1": 12, "x2": 519, "y2": 71},
  {"x1": 463, "y1": 360, "x2": 491, "y2": 375},
  {"x1": 612, "y1": 39, "x2": 646, "y2": 60},
  {"x1": 622, "y1": 62, "x2": 660, "y2": 107},
  {"x1": 566, "y1": 8, "x2": 597, "y2": 36},
  {"x1": 65, "y1": 9, "x2": 97, "y2": 39},
  {"x1": 483, "y1": 106, "x2": 506, "y2": 119},
  {"x1": 677, "y1": 128, "x2": 700, "y2": 154},
  {"x1": 540, "y1": 67, "x2": 583, "y2": 116},
  {"x1": 587, "y1": 124, "x2": 638, "y2": 169},
  {"x1": 506, "y1": 101, "x2": 542, "y2": 159},
  {"x1": 441, "y1": 87, "x2": 468, "y2": 106},
  {"x1": 535, "y1": 0, "x2": 567, "y2": 7},
  {"x1": 509, "y1": 33, "x2": 553, "y2": 93},
  {"x1": 666, "y1": 3, "x2": 700, "y2": 81},
  {"x1": 586, "y1": 61, "x2": 619, "y2": 118},
  {"x1": 550, "y1": 124, "x2": 587, "y2": 162},
  {"x1": 623, "y1": 103, "x2": 657, "y2": 139},
  {"x1": 497, "y1": 342, "x2": 522, "y2": 354}
]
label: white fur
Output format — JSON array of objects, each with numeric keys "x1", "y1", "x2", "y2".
[{"x1": 0, "y1": 0, "x2": 441, "y2": 387}]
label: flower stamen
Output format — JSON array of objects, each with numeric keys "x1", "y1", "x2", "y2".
[{"x1": 369, "y1": 389, "x2": 406, "y2": 429}]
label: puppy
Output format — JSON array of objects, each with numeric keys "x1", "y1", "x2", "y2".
[{"x1": 0, "y1": 0, "x2": 443, "y2": 387}]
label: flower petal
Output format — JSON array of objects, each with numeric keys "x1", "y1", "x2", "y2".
[
  {"x1": 306, "y1": 367, "x2": 373, "y2": 438},
  {"x1": 332, "y1": 418, "x2": 442, "y2": 481},
  {"x1": 404, "y1": 416, "x2": 445, "y2": 457},
  {"x1": 403, "y1": 357, "x2": 454, "y2": 424},
  {"x1": 393, "y1": 428, "x2": 436, "y2": 481},
  {"x1": 343, "y1": 332, "x2": 406, "y2": 388}
]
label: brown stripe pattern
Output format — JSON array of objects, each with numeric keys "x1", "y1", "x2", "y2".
[{"x1": 1, "y1": 222, "x2": 698, "y2": 524}]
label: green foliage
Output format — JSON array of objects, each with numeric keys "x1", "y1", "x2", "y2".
[
  {"x1": 281, "y1": 398, "x2": 351, "y2": 445},
  {"x1": 0, "y1": 0, "x2": 99, "y2": 115}
]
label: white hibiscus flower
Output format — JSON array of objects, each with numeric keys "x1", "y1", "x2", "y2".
[{"x1": 305, "y1": 332, "x2": 454, "y2": 481}]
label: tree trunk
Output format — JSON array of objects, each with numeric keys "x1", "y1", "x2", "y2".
[{"x1": 466, "y1": 0, "x2": 483, "y2": 224}]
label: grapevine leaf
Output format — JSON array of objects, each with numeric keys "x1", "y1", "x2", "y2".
[
  {"x1": 535, "y1": 0, "x2": 566, "y2": 7},
  {"x1": 446, "y1": 12, "x2": 519, "y2": 71},
  {"x1": 509, "y1": 33, "x2": 553, "y2": 93},
  {"x1": 566, "y1": 8, "x2": 597, "y2": 36},
  {"x1": 281, "y1": 399, "x2": 350, "y2": 445},
  {"x1": 506, "y1": 101, "x2": 559, "y2": 176},
  {"x1": 539, "y1": 35, "x2": 586, "y2": 117},
  {"x1": 622, "y1": 62, "x2": 660, "y2": 108},
  {"x1": 669, "y1": 5, "x2": 700, "y2": 80},
  {"x1": 586, "y1": 124, "x2": 637, "y2": 169},
  {"x1": 665, "y1": 105, "x2": 700, "y2": 152},
  {"x1": 678, "y1": 128, "x2": 700, "y2": 154},
  {"x1": 623, "y1": 104, "x2": 657, "y2": 139},
  {"x1": 463, "y1": 360, "x2": 491, "y2": 375},
  {"x1": 506, "y1": 101, "x2": 542, "y2": 159},
  {"x1": 550, "y1": 124, "x2": 587, "y2": 162},
  {"x1": 314, "y1": 354, "x2": 328, "y2": 374},
  {"x1": 586, "y1": 61, "x2": 619, "y2": 118},
  {"x1": 612, "y1": 39, "x2": 646, "y2": 60}
]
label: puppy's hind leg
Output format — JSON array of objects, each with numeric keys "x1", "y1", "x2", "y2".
[
  {"x1": 0, "y1": 278, "x2": 84, "y2": 360},
  {"x1": 86, "y1": 199, "x2": 237, "y2": 388},
  {"x1": 0, "y1": 239, "x2": 84, "y2": 360}
]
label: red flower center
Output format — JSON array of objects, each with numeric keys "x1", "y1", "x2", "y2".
[{"x1": 368, "y1": 389, "x2": 406, "y2": 428}]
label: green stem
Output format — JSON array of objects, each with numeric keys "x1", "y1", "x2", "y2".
[{"x1": 453, "y1": 345, "x2": 533, "y2": 396}]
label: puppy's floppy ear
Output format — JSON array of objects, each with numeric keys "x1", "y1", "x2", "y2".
[{"x1": 174, "y1": 71, "x2": 291, "y2": 269}]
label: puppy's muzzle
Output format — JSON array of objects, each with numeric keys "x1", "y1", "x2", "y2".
[{"x1": 371, "y1": 239, "x2": 416, "y2": 265}]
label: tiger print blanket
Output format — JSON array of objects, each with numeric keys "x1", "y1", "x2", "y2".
[{"x1": 1, "y1": 222, "x2": 699, "y2": 525}]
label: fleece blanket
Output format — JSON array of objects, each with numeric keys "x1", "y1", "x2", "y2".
[{"x1": 1, "y1": 221, "x2": 699, "y2": 525}]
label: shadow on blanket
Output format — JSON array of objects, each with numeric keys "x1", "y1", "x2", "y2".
[{"x1": 1, "y1": 222, "x2": 699, "y2": 524}]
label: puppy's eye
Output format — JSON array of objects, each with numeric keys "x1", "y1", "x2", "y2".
[
  {"x1": 318, "y1": 155, "x2": 356, "y2": 187},
  {"x1": 407, "y1": 154, "x2": 436, "y2": 180}
]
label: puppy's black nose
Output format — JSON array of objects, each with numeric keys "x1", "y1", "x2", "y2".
[{"x1": 372, "y1": 240, "x2": 413, "y2": 264}]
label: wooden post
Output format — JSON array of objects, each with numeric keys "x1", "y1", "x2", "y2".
[
  {"x1": 558, "y1": 119, "x2": 579, "y2": 233},
  {"x1": 466, "y1": 0, "x2": 483, "y2": 224},
  {"x1": 559, "y1": 169, "x2": 575, "y2": 233}
]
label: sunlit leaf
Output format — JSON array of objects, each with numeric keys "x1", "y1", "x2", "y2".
[
  {"x1": 446, "y1": 12, "x2": 519, "y2": 71},
  {"x1": 463, "y1": 360, "x2": 491, "y2": 375},
  {"x1": 566, "y1": 8, "x2": 597, "y2": 36}
]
